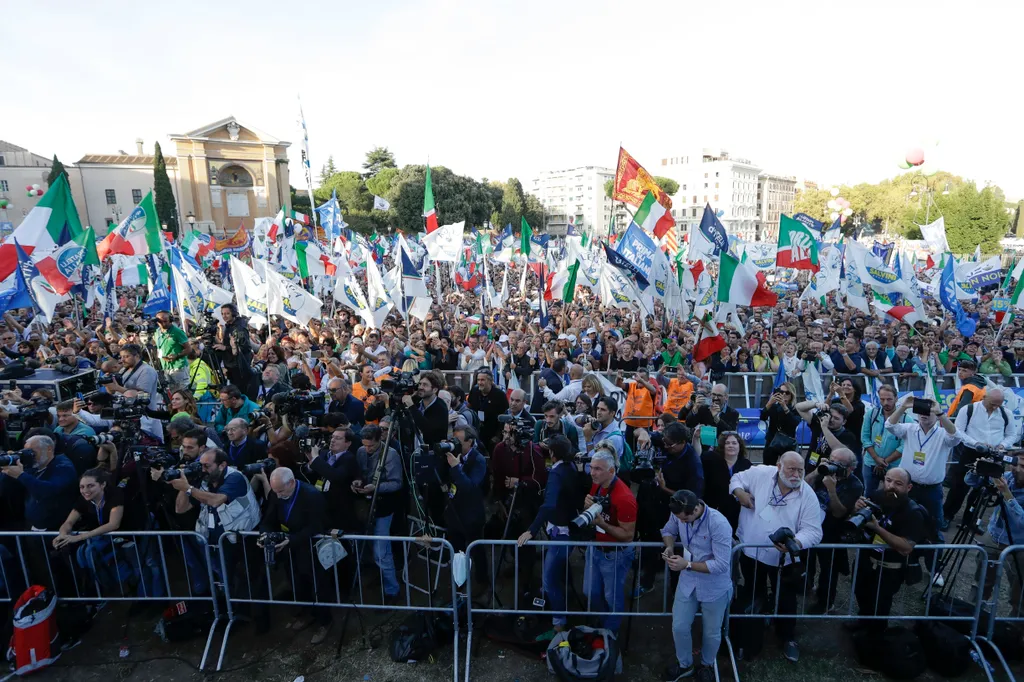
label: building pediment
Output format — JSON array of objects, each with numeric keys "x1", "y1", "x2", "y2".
[{"x1": 169, "y1": 116, "x2": 289, "y2": 147}]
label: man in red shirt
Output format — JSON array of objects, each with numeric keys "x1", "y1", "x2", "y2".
[{"x1": 583, "y1": 448, "x2": 638, "y2": 633}]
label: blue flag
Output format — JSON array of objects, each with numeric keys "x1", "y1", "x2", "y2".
[
  {"x1": 103, "y1": 270, "x2": 117, "y2": 323},
  {"x1": 773, "y1": 355, "x2": 787, "y2": 389},
  {"x1": 603, "y1": 242, "x2": 649, "y2": 288},
  {"x1": 793, "y1": 213, "x2": 825, "y2": 234},
  {"x1": 822, "y1": 217, "x2": 841, "y2": 242},
  {"x1": 315, "y1": 189, "x2": 343, "y2": 243},
  {"x1": 698, "y1": 204, "x2": 729, "y2": 254},
  {"x1": 0, "y1": 250, "x2": 34, "y2": 317},
  {"x1": 939, "y1": 256, "x2": 977, "y2": 338}
]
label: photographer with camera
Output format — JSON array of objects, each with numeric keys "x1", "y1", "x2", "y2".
[
  {"x1": 442, "y1": 426, "x2": 489, "y2": 583},
  {"x1": 804, "y1": 448, "x2": 863, "y2": 614},
  {"x1": 212, "y1": 385, "x2": 260, "y2": 434},
  {"x1": 946, "y1": 388, "x2": 1017, "y2": 530},
  {"x1": 254, "y1": 467, "x2": 331, "y2": 642},
  {"x1": 213, "y1": 304, "x2": 254, "y2": 396},
  {"x1": 795, "y1": 400, "x2": 860, "y2": 473},
  {"x1": 224, "y1": 418, "x2": 268, "y2": 468},
  {"x1": 729, "y1": 451, "x2": 823, "y2": 663},
  {"x1": 583, "y1": 395, "x2": 627, "y2": 464},
  {"x1": 153, "y1": 311, "x2": 191, "y2": 389},
  {"x1": 581, "y1": 448, "x2": 637, "y2": 634},
  {"x1": 684, "y1": 384, "x2": 739, "y2": 440},
  {"x1": 660, "y1": 489, "x2": 733, "y2": 682},
  {"x1": 306, "y1": 428, "x2": 359, "y2": 533},
  {"x1": 468, "y1": 370, "x2": 509, "y2": 450},
  {"x1": 106, "y1": 344, "x2": 162, "y2": 409},
  {"x1": 964, "y1": 452, "x2": 1024, "y2": 613},
  {"x1": 327, "y1": 377, "x2": 365, "y2": 428},
  {"x1": 404, "y1": 372, "x2": 449, "y2": 446},
  {"x1": 353, "y1": 425, "x2": 403, "y2": 600},
  {"x1": 534, "y1": 401, "x2": 583, "y2": 457},
  {"x1": 633, "y1": 422, "x2": 704, "y2": 596},
  {"x1": 1, "y1": 435, "x2": 78, "y2": 531},
  {"x1": 517, "y1": 434, "x2": 580, "y2": 633},
  {"x1": 848, "y1": 468, "x2": 928, "y2": 633}
]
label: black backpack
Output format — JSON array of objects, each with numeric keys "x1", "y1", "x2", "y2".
[
  {"x1": 914, "y1": 621, "x2": 973, "y2": 677},
  {"x1": 853, "y1": 627, "x2": 926, "y2": 680},
  {"x1": 389, "y1": 613, "x2": 440, "y2": 663},
  {"x1": 728, "y1": 592, "x2": 767, "y2": 660},
  {"x1": 155, "y1": 601, "x2": 213, "y2": 643}
]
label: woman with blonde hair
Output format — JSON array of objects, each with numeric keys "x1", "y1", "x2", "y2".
[{"x1": 581, "y1": 374, "x2": 605, "y2": 403}]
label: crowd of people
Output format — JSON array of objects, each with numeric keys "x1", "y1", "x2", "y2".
[{"x1": 0, "y1": 258, "x2": 1022, "y2": 679}]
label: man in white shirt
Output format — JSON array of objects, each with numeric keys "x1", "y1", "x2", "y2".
[
  {"x1": 459, "y1": 336, "x2": 488, "y2": 373},
  {"x1": 729, "y1": 451, "x2": 823, "y2": 664},
  {"x1": 884, "y1": 394, "x2": 961, "y2": 538},
  {"x1": 945, "y1": 388, "x2": 1017, "y2": 528},
  {"x1": 539, "y1": 363, "x2": 583, "y2": 404}
]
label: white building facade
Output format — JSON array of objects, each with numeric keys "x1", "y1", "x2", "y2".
[
  {"x1": 656, "y1": 149, "x2": 762, "y2": 243},
  {"x1": 528, "y1": 166, "x2": 623, "y2": 237},
  {"x1": 757, "y1": 173, "x2": 797, "y2": 242},
  {"x1": 0, "y1": 141, "x2": 52, "y2": 236}
]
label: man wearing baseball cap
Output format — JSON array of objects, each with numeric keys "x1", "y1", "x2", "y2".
[{"x1": 660, "y1": 489, "x2": 733, "y2": 682}]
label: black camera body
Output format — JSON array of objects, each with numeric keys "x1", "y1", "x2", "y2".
[
  {"x1": 842, "y1": 499, "x2": 884, "y2": 542},
  {"x1": 0, "y1": 449, "x2": 34, "y2": 468},
  {"x1": 273, "y1": 389, "x2": 326, "y2": 417},
  {"x1": 974, "y1": 449, "x2": 1019, "y2": 479},
  {"x1": 241, "y1": 458, "x2": 278, "y2": 477},
  {"x1": 261, "y1": 531, "x2": 288, "y2": 566},
  {"x1": 380, "y1": 372, "x2": 417, "y2": 397},
  {"x1": 162, "y1": 460, "x2": 203, "y2": 482},
  {"x1": 768, "y1": 526, "x2": 802, "y2": 561},
  {"x1": 412, "y1": 439, "x2": 463, "y2": 486},
  {"x1": 632, "y1": 432, "x2": 669, "y2": 484},
  {"x1": 131, "y1": 446, "x2": 176, "y2": 469},
  {"x1": 816, "y1": 461, "x2": 847, "y2": 479},
  {"x1": 100, "y1": 394, "x2": 149, "y2": 421},
  {"x1": 498, "y1": 414, "x2": 533, "y2": 447}
]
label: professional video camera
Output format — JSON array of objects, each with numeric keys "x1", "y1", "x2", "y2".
[
  {"x1": 632, "y1": 431, "x2": 670, "y2": 483},
  {"x1": 161, "y1": 460, "x2": 204, "y2": 482},
  {"x1": 191, "y1": 311, "x2": 219, "y2": 347},
  {"x1": 498, "y1": 413, "x2": 533, "y2": 447},
  {"x1": 241, "y1": 458, "x2": 278, "y2": 477},
  {"x1": 572, "y1": 492, "x2": 611, "y2": 529},
  {"x1": 972, "y1": 446, "x2": 1021, "y2": 479},
  {"x1": 412, "y1": 439, "x2": 462, "y2": 486},
  {"x1": 0, "y1": 449, "x2": 34, "y2": 468},
  {"x1": 842, "y1": 499, "x2": 884, "y2": 542},
  {"x1": 769, "y1": 526, "x2": 803, "y2": 561},
  {"x1": 816, "y1": 460, "x2": 848, "y2": 479},
  {"x1": 20, "y1": 396, "x2": 53, "y2": 420},
  {"x1": 41, "y1": 358, "x2": 80, "y2": 375},
  {"x1": 261, "y1": 531, "x2": 288, "y2": 566},
  {"x1": 129, "y1": 445, "x2": 176, "y2": 469},
  {"x1": 97, "y1": 374, "x2": 116, "y2": 386},
  {"x1": 100, "y1": 393, "x2": 150, "y2": 421},
  {"x1": 380, "y1": 372, "x2": 417, "y2": 397},
  {"x1": 272, "y1": 389, "x2": 326, "y2": 417}
]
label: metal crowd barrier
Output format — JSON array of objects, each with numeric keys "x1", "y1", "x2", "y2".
[
  {"x1": 724, "y1": 542, "x2": 996, "y2": 682},
  {"x1": 463, "y1": 539, "x2": 677, "y2": 682},
  {"x1": 0, "y1": 530, "x2": 220, "y2": 670},
  {"x1": 978, "y1": 543, "x2": 1024, "y2": 680},
  {"x1": 215, "y1": 531, "x2": 461, "y2": 679}
]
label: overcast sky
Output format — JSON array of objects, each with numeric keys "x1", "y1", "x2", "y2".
[{"x1": 6, "y1": 1, "x2": 1021, "y2": 200}]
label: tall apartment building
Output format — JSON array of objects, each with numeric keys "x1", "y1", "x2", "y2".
[
  {"x1": 528, "y1": 166, "x2": 628, "y2": 237},
  {"x1": 757, "y1": 173, "x2": 796, "y2": 242}
]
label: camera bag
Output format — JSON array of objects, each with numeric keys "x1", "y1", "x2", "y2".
[
  {"x1": 853, "y1": 626, "x2": 926, "y2": 679},
  {"x1": 913, "y1": 621, "x2": 973, "y2": 677},
  {"x1": 546, "y1": 626, "x2": 619, "y2": 680}
]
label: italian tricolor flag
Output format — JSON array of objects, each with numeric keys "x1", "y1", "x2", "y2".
[
  {"x1": 776, "y1": 214, "x2": 820, "y2": 272},
  {"x1": 520, "y1": 217, "x2": 533, "y2": 258},
  {"x1": 181, "y1": 230, "x2": 214, "y2": 262},
  {"x1": 693, "y1": 313, "x2": 727, "y2": 362},
  {"x1": 423, "y1": 165, "x2": 439, "y2": 233},
  {"x1": 267, "y1": 207, "x2": 310, "y2": 242},
  {"x1": 97, "y1": 191, "x2": 163, "y2": 260},
  {"x1": 113, "y1": 259, "x2": 148, "y2": 286},
  {"x1": 718, "y1": 252, "x2": 778, "y2": 307},
  {"x1": 872, "y1": 291, "x2": 926, "y2": 326},
  {"x1": 295, "y1": 240, "x2": 336, "y2": 278},
  {"x1": 634, "y1": 190, "x2": 675, "y2": 239}
]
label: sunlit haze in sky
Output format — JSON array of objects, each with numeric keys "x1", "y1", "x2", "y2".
[{"x1": 6, "y1": 0, "x2": 1022, "y2": 199}]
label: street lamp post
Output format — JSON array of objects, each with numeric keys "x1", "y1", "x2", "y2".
[{"x1": 186, "y1": 211, "x2": 196, "y2": 232}]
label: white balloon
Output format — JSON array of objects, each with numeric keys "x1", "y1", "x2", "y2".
[
  {"x1": 843, "y1": 207, "x2": 853, "y2": 217},
  {"x1": 830, "y1": 187, "x2": 840, "y2": 197},
  {"x1": 830, "y1": 211, "x2": 840, "y2": 221},
  {"x1": 827, "y1": 199, "x2": 839, "y2": 210}
]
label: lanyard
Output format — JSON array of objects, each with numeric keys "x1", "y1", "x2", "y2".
[
  {"x1": 93, "y1": 499, "x2": 104, "y2": 526},
  {"x1": 917, "y1": 426, "x2": 939, "y2": 452},
  {"x1": 229, "y1": 440, "x2": 245, "y2": 463},
  {"x1": 684, "y1": 505, "x2": 708, "y2": 545},
  {"x1": 769, "y1": 480, "x2": 793, "y2": 507},
  {"x1": 282, "y1": 485, "x2": 300, "y2": 524}
]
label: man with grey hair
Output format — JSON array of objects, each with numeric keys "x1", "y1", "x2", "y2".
[
  {"x1": 582, "y1": 447, "x2": 637, "y2": 634},
  {"x1": 506, "y1": 388, "x2": 536, "y2": 429},
  {"x1": 539, "y1": 363, "x2": 584, "y2": 404},
  {"x1": 224, "y1": 417, "x2": 267, "y2": 468},
  {"x1": 804, "y1": 447, "x2": 864, "y2": 614},
  {"x1": 730, "y1": 451, "x2": 822, "y2": 663},
  {"x1": 0, "y1": 434, "x2": 78, "y2": 531},
  {"x1": 858, "y1": 340, "x2": 892, "y2": 378},
  {"x1": 328, "y1": 376, "x2": 365, "y2": 427},
  {"x1": 257, "y1": 364, "x2": 289, "y2": 405},
  {"x1": 889, "y1": 343, "x2": 915, "y2": 374},
  {"x1": 685, "y1": 383, "x2": 739, "y2": 438},
  {"x1": 255, "y1": 462, "x2": 331, "y2": 641}
]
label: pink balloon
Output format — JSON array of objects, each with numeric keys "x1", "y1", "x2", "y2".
[{"x1": 906, "y1": 148, "x2": 925, "y2": 166}]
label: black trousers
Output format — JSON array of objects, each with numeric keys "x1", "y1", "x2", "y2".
[
  {"x1": 943, "y1": 446, "x2": 982, "y2": 524},
  {"x1": 253, "y1": 545, "x2": 332, "y2": 630},
  {"x1": 854, "y1": 559, "x2": 905, "y2": 633},
  {"x1": 808, "y1": 545, "x2": 848, "y2": 607},
  {"x1": 739, "y1": 553, "x2": 798, "y2": 641}
]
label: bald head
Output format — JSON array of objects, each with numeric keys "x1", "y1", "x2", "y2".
[
  {"x1": 509, "y1": 389, "x2": 527, "y2": 414},
  {"x1": 984, "y1": 389, "x2": 1003, "y2": 412},
  {"x1": 270, "y1": 467, "x2": 296, "y2": 499},
  {"x1": 569, "y1": 364, "x2": 584, "y2": 380},
  {"x1": 828, "y1": 447, "x2": 857, "y2": 472}
]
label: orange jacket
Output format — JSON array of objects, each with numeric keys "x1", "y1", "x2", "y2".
[{"x1": 625, "y1": 380, "x2": 656, "y2": 428}]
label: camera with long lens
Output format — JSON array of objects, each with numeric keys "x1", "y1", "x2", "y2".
[
  {"x1": 411, "y1": 439, "x2": 463, "y2": 486},
  {"x1": 100, "y1": 393, "x2": 149, "y2": 421},
  {"x1": 131, "y1": 446, "x2": 175, "y2": 469},
  {"x1": 572, "y1": 493, "x2": 611, "y2": 529},
  {"x1": 241, "y1": 458, "x2": 278, "y2": 477},
  {"x1": 768, "y1": 526, "x2": 802, "y2": 561},
  {"x1": 294, "y1": 422, "x2": 328, "y2": 452},
  {"x1": 272, "y1": 389, "x2": 326, "y2": 417},
  {"x1": 161, "y1": 460, "x2": 203, "y2": 482},
  {"x1": 261, "y1": 531, "x2": 288, "y2": 566},
  {"x1": 816, "y1": 461, "x2": 847, "y2": 479},
  {"x1": 380, "y1": 372, "x2": 417, "y2": 397},
  {"x1": 842, "y1": 499, "x2": 884, "y2": 542},
  {"x1": 96, "y1": 374, "x2": 116, "y2": 386},
  {"x1": 632, "y1": 431, "x2": 672, "y2": 483},
  {"x1": 813, "y1": 408, "x2": 831, "y2": 424},
  {"x1": 41, "y1": 358, "x2": 79, "y2": 375},
  {"x1": 973, "y1": 446, "x2": 1020, "y2": 479},
  {"x1": 0, "y1": 449, "x2": 34, "y2": 468},
  {"x1": 191, "y1": 311, "x2": 219, "y2": 348},
  {"x1": 498, "y1": 414, "x2": 532, "y2": 447},
  {"x1": 84, "y1": 432, "x2": 121, "y2": 447}
]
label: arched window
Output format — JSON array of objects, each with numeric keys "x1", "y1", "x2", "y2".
[{"x1": 217, "y1": 165, "x2": 254, "y2": 188}]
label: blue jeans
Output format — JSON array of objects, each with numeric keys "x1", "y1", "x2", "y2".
[
  {"x1": 862, "y1": 461, "x2": 888, "y2": 496},
  {"x1": 372, "y1": 514, "x2": 400, "y2": 596},
  {"x1": 671, "y1": 586, "x2": 731, "y2": 668},
  {"x1": 76, "y1": 536, "x2": 166, "y2": 599},
  {"x1": 542, "y1": 531, "x2": 571, "y2": 627},
  {"x1": 583, "y1": 545, "x2": 634, "y2": 632}
]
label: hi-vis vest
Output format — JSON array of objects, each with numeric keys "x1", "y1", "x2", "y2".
[
  {"x1": 664, "y1": 377, "x2": 694, "y2": 416},
  {"x1": 195, "y1": 468, "x2": 260, "y2": 542},
  {"x1": 625, "y1": 381, "x2": 656, "y2": 428},
  {"x1": 947, "y1": 383, "x2": 985, "y2": 417}
]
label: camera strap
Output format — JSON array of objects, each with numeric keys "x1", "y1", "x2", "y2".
[
  {"x1": 282, "y1": 485, "x2": 299, "y2": 524},
  {"x1": 121, "y1": 363, "x2": 142, "y2": 387}
]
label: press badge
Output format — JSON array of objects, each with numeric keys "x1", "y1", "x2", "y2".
[
  {"x1": 874, "y1": 435, "x2": 883, "y2": 445},
  {"x1": 808, "y1": 452, "x2": 821, "y2": 466},
  {"x1": 758, "y1": 505, "x2": 773, "y2": 522},
  {"x1": 913, "y1": 451, "x2": 926, "y2": 466},
  {"x1": 280, "y1": 524, "x2": 290, "y2": 533},
  {"x1": 207, "y1": 514, "x2": 216, "y2": 529},
  {"x1": 872, "y1": 534, "x2": 886, "y2": 545}
]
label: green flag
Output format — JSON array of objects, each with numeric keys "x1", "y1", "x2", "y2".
[
  {"x1": 563, "y1": 259, "x2": 580, "y2": 303},
  {"x1": 520, "y1": 217, "x2": 533, "y2": 257}
]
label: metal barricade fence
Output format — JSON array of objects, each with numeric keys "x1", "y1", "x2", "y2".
[
  {"x1": 215, "y1": 531, "x2": 461, "y2": 679},
  {"x1": 0, "y1": 530, "x2": 220, "y2": 670},
  {"x1": 463, "y1": 539, "x2": 676, "y2": 682},
  {"x1": 979, "y1": 543, "x2": 1024, "y2": 680},
  {"x1": 724, "y1": 543, "x2": 995, "y2": 682}
]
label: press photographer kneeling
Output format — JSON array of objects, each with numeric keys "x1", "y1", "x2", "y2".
[{"x1": 847, "y1": 467, "x2": 927, "y2": 633}]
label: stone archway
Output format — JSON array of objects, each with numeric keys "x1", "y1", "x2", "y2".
[{"x1": 217, "y1": 165, "x2": 254, "y2": 187}]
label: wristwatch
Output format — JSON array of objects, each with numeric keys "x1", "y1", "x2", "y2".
[
  {"x1": 683, "y1": 561, "x2": 692, "y2": 571},
  {"x1": 185, "y1": 486, "x2": 193, "y2": 497}
]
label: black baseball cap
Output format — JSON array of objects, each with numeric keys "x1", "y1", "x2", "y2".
[
  {"x1": 668, "y1": 489, "x2": 700, "y2": 515},
  {"x1": 958, "y1": 358, "x2": 977, "y2": 371}
]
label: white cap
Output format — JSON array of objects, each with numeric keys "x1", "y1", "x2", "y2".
[
  {"x1": 498, "y1": 334, "x2": 510, "y2": 343},
  {"x1": 585, "y1": 327, "x2": 598, "y2": 336}
]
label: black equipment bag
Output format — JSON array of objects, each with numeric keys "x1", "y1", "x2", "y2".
[
  {"x1": 914, "y1": 621, "x2": 973, "y2": 677},
  {"x1": 728, "y1": 592, "x2": 766, "y2": 660},
  {"x1": 389, "y1": 613, "x2": 440, "y2": 663},
  {"x1": 853, "y1": 626, "x2": 926, "y2": 679},
  {"x1": 154, "y1": 601, "x2": 214, "y2": 643}
]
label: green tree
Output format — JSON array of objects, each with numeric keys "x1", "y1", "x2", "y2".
[
  {"x1": 363, "y1": 146, "x2": 397, "y2": 178},
  {"x1": 152, "y1": 143, "x2": 179, "y2": 237},
  {"x1": 290, "y1": 185, "x2": 312, "y2": 213},
  {"x1": 365, "y1": 166, "x2": 399, "y2": 199},
  {"x1": 652, "y1": 176, "x2": 680, "y2": 196},
  {"x1": 46, "y1": 155, "x2": 69, "y2": 188},
  {"x1": 316, "y1": 170, "x2": 372, "y2": 211},
  {"x1": 319, "y1": 155, "x2": 338, "y2": 184},
  {"x1": 1011, "y1": 200, "x2": 1024, "y2": 237}
]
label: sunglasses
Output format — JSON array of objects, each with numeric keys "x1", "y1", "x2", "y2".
[{"x1": 777, "y1": 390, "x2": 792, "y2": 395}]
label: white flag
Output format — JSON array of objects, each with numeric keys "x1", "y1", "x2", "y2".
[
  {"x1": 421, "y1": 221, "x2": 465, "y2": 262},
  {"x1": 364, "y1": 256, "x2": 394, "y2": 329},
  {"x1": 408, "y1": 296, "x2": 432, "y2": 321},
  {"x1": 228, "y1": 256, "x2": 269, "y2": 327},
  {"x1": 918, "y1": 216, "x2": 949, "y2": 254},
  {"x1": 266, "y1": 268, "x2": 323, "y2": 326},
  {"x1": 373, "y1": 195, "x2": 391, "y2": 211}
]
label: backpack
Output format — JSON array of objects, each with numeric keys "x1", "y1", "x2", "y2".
[
  {"x1": 546, "y1": 626, "x2": 620, "y2": 681},
  {"x1": 7, "y1": 586, "x2": 60, "y2": 676},
  {"x1": 853, "y1": 626, "x2": 926, "y2": 680},
  {"x1": 913, "y1": 621, "x2": 973, "y2": 677},
  {"x1": 963, "y1": 402, "x2": 1009, "y2": 431},
  {"x1": 389, "y1": 613, "x2": 440, "y2": 663},
  {"x1": 605, "y1": 431, "x2": 634, "y2": 472},
  {"x1": 155, "y1": 601, "x2": 214, "y2": 643}
]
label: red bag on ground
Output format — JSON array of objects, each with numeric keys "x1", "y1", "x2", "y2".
[{"x1": 6, "y1": 585, "x2": 60, "y2": 676}]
